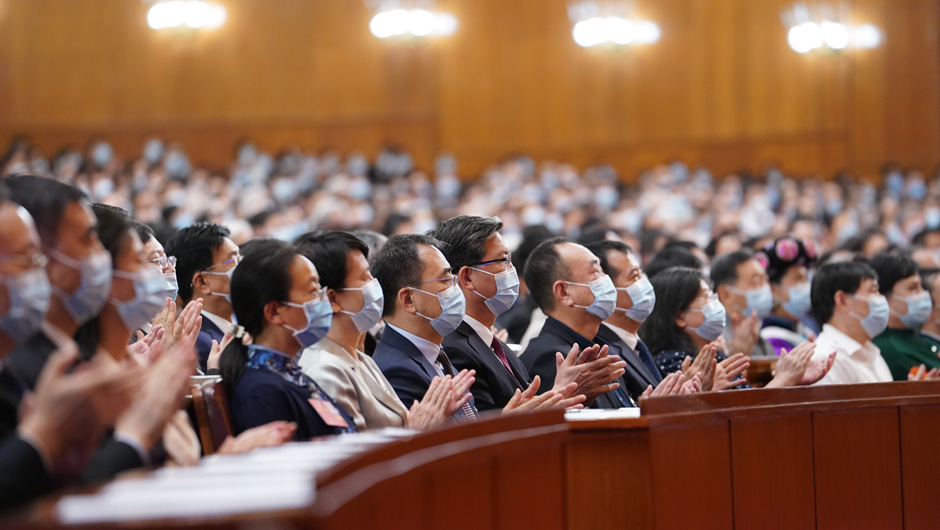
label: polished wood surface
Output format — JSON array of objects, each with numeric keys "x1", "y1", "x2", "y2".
[{"x1": 0, "y1": 0, "x2": 936, "y2": 177}]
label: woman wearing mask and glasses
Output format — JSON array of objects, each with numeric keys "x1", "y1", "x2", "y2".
[
  {"x1": 638, "y1": 267, "x2": 825, "y2": 390},
  {"x1": 220, "y1": 239, "x2": 358, "y2": 440},
  {"x1": 294, "y1": 231, "x2": 464, "y2": 431},
  {"x1": 757, "y1": 237, "x2": 819, "y2": 356}
]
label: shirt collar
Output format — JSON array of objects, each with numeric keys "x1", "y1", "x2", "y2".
[
  {"x1": 820, "y1": 323, "x2": 873, "y2": 357},
  {"x1": 604, "y1": 322, "x2": 639, "y2": 350},
  {"x1": 463, "y1": 315, "x2": 494, "y2": 346},
  {"x1": 544, "y1": 317, "x2": 593, "y2": 350},
  {"x1": 41, "y1": 321, "x2": 74, "y2": 350},
  {"x1": 386, "y1": 323, "x2": 441, "y2": 367},
  {"x1": 201, "y1": 310, "x2": 233, "y2": 335}
]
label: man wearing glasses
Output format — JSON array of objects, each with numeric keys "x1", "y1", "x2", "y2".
[
  {"x1": 166, "y1": 222, "x2": 241, "y2": 372},
  {"x1": 371, "y1": 234, "x2": 478, "y2": 419},
  {"x1": 433, "y1": 216, "x2": 617, "y2": 411}
]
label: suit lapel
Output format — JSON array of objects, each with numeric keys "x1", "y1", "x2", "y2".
[
  {"x1": 458, "y1": 322, "x2": 526, "y2": 391},
  {"x1": 384, "y1": 327, "x2": 438, "y2": 381},
  {"x1": 597, "y1": 325, "x2": 658, "y2": 387},
  {"x1": 321, "y1": 338, "x2": 404, "y2": 414}
]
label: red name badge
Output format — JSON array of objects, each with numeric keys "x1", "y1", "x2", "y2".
[{"x1": 309, "y1": 398, "x2": 349, "y2": 428}]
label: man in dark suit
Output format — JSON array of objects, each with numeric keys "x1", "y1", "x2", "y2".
[
  {"x1": 433, "y1": 215, "x2": 617, "y2": 411},
  {"x1": 520, "y1": 238, "x2": 629, "y2": 408},
  {"x1": 166, "y1": 222, "x2": 240, "y2": 372},
  {"x1": 371, "y1": 234, "x2": 478, "y2": 418},
  {"x1": 586, "y1": 240, "x2": 699, "y2": 401}
]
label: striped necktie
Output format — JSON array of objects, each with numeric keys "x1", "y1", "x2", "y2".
[{"x1": 437, "y1": 350, "x2": 478, "y2": 420}]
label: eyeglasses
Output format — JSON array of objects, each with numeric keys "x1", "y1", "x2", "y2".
[
  {"x1": 204, "y1": 254, "x2": 242, "y2": 272},
  {"x1": 408, "y1": 275, "x2": 457, "y2": 289},
  {"x1": 151, "y1": 255, "x2": 177, "y2": 269},
  {"x1": 468, "y1": 253, "x2": 513, "y2": 271},
  {"x1": 0, "y1": 252, "x2": 48, "y2": 270}
]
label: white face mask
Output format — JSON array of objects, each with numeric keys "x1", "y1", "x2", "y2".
[
  {"x1": 566, "y1": 275, "x2": 618, "y2": 320},
  {"x1": 110, "y1": 267, "x2": 167, "y2": 331},
  {"x1": 470, "y1": 267, "x2": 520, "y2": 317},
  {"x1": 201, "y1": 266, "x2": 235, "y2": 304},
  {"x1": 616, "y1": 275, "x2": 656, "y2": 323},
  {"x1": 339, "y1": 278, "x2": 385, "y2": 333},
  {"x1": 413, "y1": 284, "x2": 466, "y2": 337}
]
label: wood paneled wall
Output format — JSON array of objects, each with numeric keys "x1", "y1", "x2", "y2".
[{"x1": 0, "y1": 0, "x2": 936, "y2": 179}]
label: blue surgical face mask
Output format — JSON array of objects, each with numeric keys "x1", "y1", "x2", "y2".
[
  {"x1": 48, "y1": 248, "x2": 113, "y2": 326},
  {"x1": 849, "y1": 294, "x2": 890, "y2": 339},
  {"x1": 161, "y1": 272, "x2": 179, "y2": 301},
  {"x1": 892, "y1": 291, "x2": 932, "y2": 329},
  {"x1": 202, "y1": 267, "x2": 235, "y2": 304},
  {"x1": 340, "y1": 278, "x2": 385, "y2": 334},
  {"x1": 413, "y1": 283, "x2": 466, "y2": 337},
  {"x1": 780, "y1": 282, "x2": 812, "y2": 318},
  {"x1": 727, "y1": 284, "x2": 774, "y2": 319},
  {"x1": 282, "y1": 297, "x2": 333, "y2": 349},
  {"x1": 687, "y1": 295, "x2": 727, "y2": 342},
  {"x1": 566, "y1": 275, "x2": 618, "y2": 320},
  {"x1": 110, "y1": 268, "x2": 167, "y2": 332},
  {"x1": 616, "y1": 275, "x2": 656, "y2": 324},
  {"x1": 0, "y1": 268, "x2": 52, "y2": 343},
  {"x1": 470, "y1": 267, "x2": 520, "y2": 317}
]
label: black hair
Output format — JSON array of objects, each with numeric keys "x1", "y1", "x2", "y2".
[
  {"x1": 912, "y1": 228, "x2": 940, "y2": 248},
  {"x1": 351, "y1": 230, "x2": 388, "y2": 259},
  {"x1": 219, "y1": 239, "x2": 298, "y2": 392},
  {"x1": 705, "y1": 229, "x2": 742, "y2": 258},
  {"x1": 294, "y1": 231, "x2": 369, "y2": 291},
  {"x1": 644, "y1": 246, "x2": 703, "y2": 279},
  {"x1": 371, "y1": 234, "x2": 444, "y2": 317},
  {"x1": 131, "y1": 220, "x2": 155, "y2": 245},
  {"x1": 4, "y1": 174, "x2": 87, "y2": 245},
  {"x1": 512, "y1": 225, "x2": 555, "y2": 275},
  {"x1": 74, "y1": 204, "x2": 135, "y2": 360},
  {"x1": 381, "y1": 213, "x2": 411, "y2": 237},
  {"x1": 810, "y1": 261, "x2": 878, "y2": 325},
  {"x1": 523, "y1": 237, "x2": 570, "y2": 313},
  {"x1": 710, "y1": 249, "x2": 755, "y2": 289},
  {"x1": 638, "y1": 267, "x2": 704, "y2": 357},
  {"x1": 758, "y1": 236, "x2": 817, "y2": 285},
  {"x1": 430, "y1": 215, "x2": 503, "y2": 271},
  {"x1": 576, "y1": 224, "x2": 618, "y2": 246},
  {"x1": 869, "y1": 251, "x2": 919, "y2": 295},
  {"x1": 585, "y1": 240, "x2": 634, "y2": 278},
  {"x1": 165, "y1": 222, "x2": 231, "y2": 303},
  {"x1": 0, "y1": 181, "x2": 9, "y2": 202},
  {"x1": 839, "y1": 228, "x2": 886, "y2": 253}
]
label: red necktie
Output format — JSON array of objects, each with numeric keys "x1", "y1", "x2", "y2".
[{"x1": 491, "y1": 336, "x2": 523, "y2": 388}]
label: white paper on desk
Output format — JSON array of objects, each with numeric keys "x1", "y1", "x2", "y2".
[
  {"x1": 57, "y1": 475, "x2": 315, "y2": 524},
  {"x1": 564, "y1": 408, "x2": 642, "y2": 421}
]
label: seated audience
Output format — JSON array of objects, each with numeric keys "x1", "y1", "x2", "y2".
[
  {"x1": 869, "y1": 251, "x2": 940, "y2": 380},
  {"x1": 809, "y1": 261, "x2": 893, "y2": 385},
  {"x1": 518, "y1": 237, "x2": 630, "y2": 408},
  {"x1": 432, "y1": 216, "x2": 584, "y2": 411},
  {"x1": 586, "y1": 240, "x2": 702, "y2": 399},
  {"x1": 296, "y1": 231, "x2": 467, "y2": 430},
  {"x1": 221, "y1": 239, "x2": 357, "y2": 439},
  {"x1": 711, "y1": 249, "x2": 776, "y2": 358},
  {"x1": 919, "y1": 267, "x2": 940, "y2": 347},
  {"x1": 758, "y1": 237, "x2": 819, "y2": 355},
  {"x1": 166, "y1": 222, "x2": 240, "y2": 372}
]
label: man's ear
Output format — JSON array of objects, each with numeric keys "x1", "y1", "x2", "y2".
[
  {"x1": 716, "y1": 284, "x2": 731, "y2": 302},
  {"x1": 457, "y1": 266, "x2": 474, "y2": 291},
  {"x1": 553, "y1": 280, "x2": 572, "y2": 307},
  {"x1": 833, "y1": 290, "x2": 848, "y2": 312},
  {"x1": 191, "y1": 272, "x2": 211, "y2": 295},
  {"x1": 398, "y1": 287, "x2": 416, "y2": 315}
]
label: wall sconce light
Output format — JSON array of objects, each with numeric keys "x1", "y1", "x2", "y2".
[
  {"x1": 781, "y1": 3, "x2": 880, "y2": 54},
  {"x1": 365, "y1": 1, "x2": 457, "y2": 41},
  {"x1": 145, "y1": 0, "x2": 226, "y2": 31},
  {"x1": 567, "y1": 1, "x2": 660, "y2": 49}
]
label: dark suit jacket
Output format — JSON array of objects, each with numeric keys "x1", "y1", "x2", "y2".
[
  {"x1": 443, "y1": 321, "x2": 530, "y2": 411},
  {"x1": 0, "y1": 435, "x2": 53, "y2": 511},
  {"x1": 373, "y1": 326, "x2": 475, "y2": 416},
  {"x1": 80, "y1": 436, "x2": 146, "y2": 485},
  {"x1": 594, "y1": 324, "x2": 663, "y2": 402},
  {"x1": 496, "y1": 295, "x2": 537, "y2": 344},
  {"x1": 229, "y1": 368, "x2": 355, "y2": 440},
  {"x1": 195, "y1": 317, "x2": 226, "y2": 374},
  {"x1": 4, "y1": 330, "x2": 56, "y2": 391},
  {"x1": 520, "y1": 316, "x2": 633, "y2": 409},
  {"x1": 0, "y1": 368, "x2": 25, "y2": 439}
]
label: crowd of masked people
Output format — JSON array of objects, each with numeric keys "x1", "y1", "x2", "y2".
[{"x1": 2, "y1": 138, "x2": 940, "y2": 513}]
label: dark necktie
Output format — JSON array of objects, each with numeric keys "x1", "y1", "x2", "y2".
[
  {"x1": 437, "y1": 350, "x2": 478, "y2": 420},
  {"x1": 491, "y1": 336, "x2": 523, "y2": 388},
  {"x1": 635, "y1": 339, "x2": 663, "y2": 381}
]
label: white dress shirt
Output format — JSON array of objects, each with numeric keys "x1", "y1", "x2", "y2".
[
  {"x1": 812, "y1": 324, "x2": 893, "y2": 385},
  {"x1": 201, "y1": 310, "x2": 233, "y2": 335},
  {"x1": 464, "y1": 315, "x2": 495, "y2": 348},
  {"x1": 385, "y1": 323, "x2": 445, "y2": 377},
  {"x1": 605, "y1": 322, "x2": 639, "y2": 351}
]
